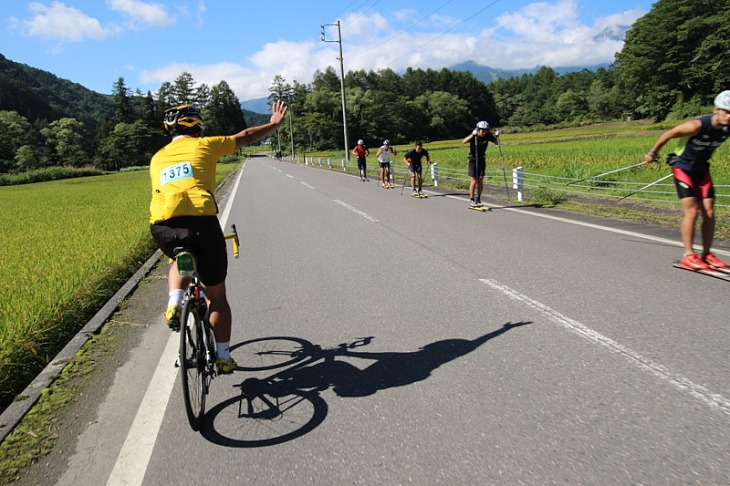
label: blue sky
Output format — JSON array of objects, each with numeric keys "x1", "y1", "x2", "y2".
[{"x1": 2, "y1": 0, "x2": 655, "y2": 100}]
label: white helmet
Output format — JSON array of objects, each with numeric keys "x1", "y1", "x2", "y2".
[
  {"x1": 383, "y1": 139, "x2": 390, "y2": 145},
  {"x1": 357, "y1": 139, "x2": 364, "y2": 145},
  {"x1": 476, "y1": 121, "x2": 489, "y2": 129},
  {"x1": 714, "y1": 91, "x2": 730, "y2": 111}
]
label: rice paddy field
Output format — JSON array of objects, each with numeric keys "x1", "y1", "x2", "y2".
[{"x1": 0, "y1": 164, "x2": 238, "y2": 412}]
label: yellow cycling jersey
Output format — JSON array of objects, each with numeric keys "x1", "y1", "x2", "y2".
[{"x1": 149, "y1": 135, "x2": 236, "y2": 224}]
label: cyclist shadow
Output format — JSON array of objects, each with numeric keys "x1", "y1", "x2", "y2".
[{"x1": 202, "y1": 321, "x2": 531, "y2": 447}]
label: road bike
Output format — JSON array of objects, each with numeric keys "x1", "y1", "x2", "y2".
[{"x1": 175, "y1": 224, "x2": 240, "y2": 431}]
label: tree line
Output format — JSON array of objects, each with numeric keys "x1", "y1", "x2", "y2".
[
  {"x1": 0, "y1": 71, "x2": 250, "y2": 174},
  {"x1": 0, "y1": 0, "x2": 727, "y2": 174}
]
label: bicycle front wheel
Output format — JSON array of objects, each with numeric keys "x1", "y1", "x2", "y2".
[{"x1": 180, "y1": 298, "x2": 206, "y2": 431}]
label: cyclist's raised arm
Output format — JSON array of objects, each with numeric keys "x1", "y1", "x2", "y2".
[{"x1": 234, "y1": 100, "x2": 288, "y2": 149}]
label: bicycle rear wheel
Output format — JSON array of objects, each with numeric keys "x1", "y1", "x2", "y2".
[{"x1": 180, "y1": 297, "x2": 206, "y2": 431}]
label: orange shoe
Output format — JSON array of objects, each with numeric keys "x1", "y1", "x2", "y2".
[
  {"x1": 681, "y1": 253, "x2": 710, "y2": 270},
  {"x1": 703, "y1": 252, "x2": 729, "y2": 269}
]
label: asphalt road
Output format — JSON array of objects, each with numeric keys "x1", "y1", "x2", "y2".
[{"x1": 18, "y1": 157, "x2": 730, "y2": 485}]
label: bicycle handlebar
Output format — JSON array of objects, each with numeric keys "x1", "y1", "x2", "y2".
[{"x1": 224, "y1": 224, "x2": 240, "y2": 259}]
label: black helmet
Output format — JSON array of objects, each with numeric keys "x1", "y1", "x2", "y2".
[{"x1": 163, "y1": 105, "x2": 204, "y2": 135}]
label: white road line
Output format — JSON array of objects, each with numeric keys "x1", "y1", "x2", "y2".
[
  {"x1": 444, "y1": 194, "x2": 730, "y2": 258},
  {"x1": 480, "y1": 278, "x2": 730, "y2": 415},
  {"x1": 219, "y1": 163, "x2": 245, "y2": 227},
  {"x1": 334, "y1": 199, "x2": 379, "y2": 223},
  {"x1": 301, "y1": 181, "x2": 315, "y2": 190},
  {"x1": 106, "y1": 333, "x2": 178, "y2": 485}
]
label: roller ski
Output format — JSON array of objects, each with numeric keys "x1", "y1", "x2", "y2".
[
  {"x1": 673, "y1": 253, "x2": 730, "y2": 281},
  {"x1": 468, "y1": 199, "x2": 489, "y2": 211},
  {"x1": 411, "y1": 190, "x2": 428, "y2": 198}
]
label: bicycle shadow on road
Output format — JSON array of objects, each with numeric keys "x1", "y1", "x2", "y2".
[{"x1": 203, "y1": 321, "x2": 531, "y2": 447}]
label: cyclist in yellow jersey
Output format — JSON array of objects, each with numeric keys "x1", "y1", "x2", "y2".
[{"x1": 150, "y1": 101, "x2": 287, "y2": 374}]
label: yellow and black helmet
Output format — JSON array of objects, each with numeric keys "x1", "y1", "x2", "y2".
[{"x1": 163, "y1": 105, "x2": 204, "y2": 134}]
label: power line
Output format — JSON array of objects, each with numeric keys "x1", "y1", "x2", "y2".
[
  {"x1": 348, "y1": 0, "x2": 456, "y2": 62},
  {"x1": 388, "y1": 0, "x2": 502, "y2": 66}
]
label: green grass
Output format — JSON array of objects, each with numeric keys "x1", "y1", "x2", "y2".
[{"x1": 0, "y1": 163, "x2": 239, "y2": 412}]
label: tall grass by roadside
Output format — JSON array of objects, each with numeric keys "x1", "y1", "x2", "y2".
[
  {"x1": 0, "y1": 163, "x2": 239, "y2": 412},
  {"x1": 295, "y1": 121, "x2": 729, "y2": 186}
]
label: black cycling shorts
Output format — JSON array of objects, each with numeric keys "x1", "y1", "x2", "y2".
[
  {"x1": 150, "y1": 215, "x2": 228, "y2": 286},
  {"x1": 468, "y1": 158, "x2": 485, "y2": 178}
]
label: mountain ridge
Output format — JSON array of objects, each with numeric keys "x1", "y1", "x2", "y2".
[{"x1": 240, "y1": 61, "x2": 612, "y2": 114}]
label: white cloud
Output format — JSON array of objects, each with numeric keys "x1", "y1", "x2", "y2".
[
  {"x1": 19, "y1": 1, "x2": 113, "y2": 42},
  {"x1": 107, "y1": 0, "x2": 173, "y2": 28},
  {"x1": 139, "y1": 39, "x2": 326, "y2": 100},
  {"x1": 137, "y1": 1, "x2": 647, "y2": 100},
  {"x1": 195, "y1": 1, "x2": 206, "y2": 26}
]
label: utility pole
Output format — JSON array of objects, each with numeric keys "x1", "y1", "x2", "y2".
[
  {"x1": 287, "y1": 89, "x2": 295, "y2": 159},
  {"x1": 321, "y1": 20, "x2": 349, "y2": 162}
]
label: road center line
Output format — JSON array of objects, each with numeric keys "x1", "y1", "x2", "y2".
[
  {"x1": 480, "y1": 278, "x2": 730, "y2": 415},
  {"x1": 334, "y1": 199, "x2": 379, "y2": 223}
]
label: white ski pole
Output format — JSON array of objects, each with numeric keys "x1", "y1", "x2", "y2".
[
  {"x1": 617, "y1": 173, "x2": 673, "y2": 201},
  {"x1": 568, "y1": 161, "x2": 648, "y2": 185},
  {"x1": 496, "y1": 131, "x2": 510, "y2": 201}
]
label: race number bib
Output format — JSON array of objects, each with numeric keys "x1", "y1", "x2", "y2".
[{"x1": 160, "y1": 162, "x2": 193, "y2": 186}]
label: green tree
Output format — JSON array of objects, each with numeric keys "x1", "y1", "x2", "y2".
[
  {"x1": 555, "y1": 89, "x2": 586, "y2": 120},
  {"x1": 14, "y1": 145, "x2": 40, "y2": 171},
  {"x1": 204, "y1": 80, "x2": 246, "y2": 136},
  {"x1": 156, "y1": 81, "x2": 176, "y2": 112},
  {"x1": 95, "y1": 120, "x2": 154, "y2": 170},
  {"x1": 523, "y1": 66, "x2": 560, "y2": 125},
  {"x1": 414, "y1": 91, "x2": 470, "y2": 139},
  {"x1": 303, "y1": 87, "x2": 342, "y2": 149},
  {"x1": 41, "y1": 117, "x2": 88, "y2": 167},
  {"x1": 0, "y1": 110, "x2": 34, "y2": 172},
  {"x1": 172, "y1": 72, "x2": 198, "y2": 105},
  {"x1": 616, "y1": 0, "x2": 730, "y2": 119},
  {"x1": 111, "y1": 77, "x2": 135, "y2": 124}
]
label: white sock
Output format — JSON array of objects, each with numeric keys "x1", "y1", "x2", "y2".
[
  {"x1": 167, "y1": 289, "x2": 184, "y2": 308},
  {"x1": 216, "y1": 342, "x2": 230, "y2": 360}
]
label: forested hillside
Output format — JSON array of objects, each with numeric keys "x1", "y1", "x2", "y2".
[{"x1": 0, "y1": 53, "x2": 112, "y2": 133}]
